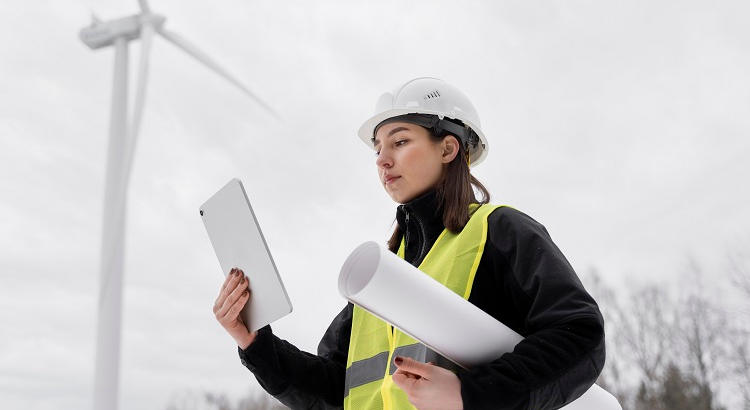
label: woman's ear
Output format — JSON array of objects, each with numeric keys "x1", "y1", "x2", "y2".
[{"x1": 441, "y1": 135, "x2": 460, "y2": 163}]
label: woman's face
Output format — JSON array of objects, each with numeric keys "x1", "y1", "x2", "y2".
[{"x1": 373, "y1": 121, "x2": 458, "y2": 204}]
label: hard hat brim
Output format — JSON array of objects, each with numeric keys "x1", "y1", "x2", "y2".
[{"x1": 357, "y1": 108, "x2": 489, "y2": 167}]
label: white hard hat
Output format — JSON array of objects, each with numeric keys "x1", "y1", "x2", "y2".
[{"x1": 358, "y1": 77, "x2": 489, "y2": 167}]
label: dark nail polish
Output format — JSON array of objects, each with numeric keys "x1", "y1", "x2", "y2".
[{"x1": 394, "y1": 356, "x2": 403, "y2": 366}]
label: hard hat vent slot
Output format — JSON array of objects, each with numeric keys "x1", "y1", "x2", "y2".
[{"x1": 423, "y1": 90, "x2": 441, "y2": 100}]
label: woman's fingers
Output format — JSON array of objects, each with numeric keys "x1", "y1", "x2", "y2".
[
  {"x1": 393, "y1": 356, "x2": 432, "y2": 379},
  {"x1": 213, "y1": 268, "x2": 243, "y2": 313},
  {"x1": 392, "y1": 370, "x2": 419, "y2": 393},
  {"x1": 220, "y1": 287, "x2": 251, "y2": 327},
  {"x1": 218, "y1": 275, "x2": 246, "y2": 316},
  {"x1": 394, "y1": 368, "x2": 420, "y2": 380},
  {"x1": 217, "y1": 274, "x2": 249, "y2": 319},
  {"x1": 227, "y1": 290, "x2": 251, "y2": 320}
]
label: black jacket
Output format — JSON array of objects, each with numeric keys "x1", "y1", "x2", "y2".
[{"x1": 238, "y1": 190, "x2": 605, "y2": 409}]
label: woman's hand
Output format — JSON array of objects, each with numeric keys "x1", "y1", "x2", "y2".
[
  {"x1": 391, "y1": 356, "x2": 464, "y2": 410},
  {"x1": 213, "y1": 267, "x2": 257, "y2": 349}
]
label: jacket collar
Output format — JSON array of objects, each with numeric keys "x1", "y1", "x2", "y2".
[
  {"x1": 395, "y1": 189, "x2": 444, "y2": 230},
  {"x1": 395, "y1": 189, "x2": 446, "y2": 265}
]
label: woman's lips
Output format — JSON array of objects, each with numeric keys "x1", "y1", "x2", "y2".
[{"x1": 385, "y1": 176, "x2": 401, "y2": 185}]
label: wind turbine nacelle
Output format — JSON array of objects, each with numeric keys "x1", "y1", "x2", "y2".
[{"x1": 80, "y1": 14, "x2": 165, "y2": 50}]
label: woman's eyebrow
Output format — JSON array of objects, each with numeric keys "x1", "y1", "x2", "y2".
[{"x1": 373, "y1": 126, "x2": 410, "y2": 148}]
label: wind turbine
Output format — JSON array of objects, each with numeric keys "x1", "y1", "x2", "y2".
[{"x1": 79, "y1": 1, "x2": 277, "y2": 409}]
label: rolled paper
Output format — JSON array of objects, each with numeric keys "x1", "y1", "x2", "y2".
[{"x1": 339, "y1": 241, "x2": 621, "y2": 410}]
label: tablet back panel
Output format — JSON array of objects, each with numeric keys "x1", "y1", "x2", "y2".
[{"x1": 200, "y1": 178, "x2": 292, "y2": 332}]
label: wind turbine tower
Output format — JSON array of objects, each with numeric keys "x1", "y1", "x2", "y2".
[{"x1": 79, "y1": 1, "x2": 276, "y2": 409}]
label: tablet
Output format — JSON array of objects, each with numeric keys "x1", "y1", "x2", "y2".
[{"x1": 199, "y1": 178, "x2": 292, "y2": 332}]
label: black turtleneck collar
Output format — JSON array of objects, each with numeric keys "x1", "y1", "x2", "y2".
[{"x1": 395, "y1": 189, "x2": 446, "y2": 267}]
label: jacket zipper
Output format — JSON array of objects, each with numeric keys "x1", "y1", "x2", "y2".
[
  {"x1": 415, "y1": 214, "x2": 427, "y2": 261},
  {"x1": 403, "y1": 208, "x2": 428, "y2": 264},
  {"x1": 404, "y1": 211, "x2": 410, "y2": 248}
]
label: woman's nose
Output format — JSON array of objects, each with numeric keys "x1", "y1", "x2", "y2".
[{"x1": 375, "y1": 150, "x2": 392, "y2": 168}]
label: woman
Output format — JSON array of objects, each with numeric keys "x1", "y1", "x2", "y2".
[{"x1": 213, "y1": 77, "x2": 605, "y2": 409}]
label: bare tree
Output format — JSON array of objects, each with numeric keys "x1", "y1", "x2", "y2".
[
  {"x1": 730, "y1": 334, "x2": 750, "y2": 410},
  {"x1": 236, "y1": 391, "x2": 288, "y2": 410},
  {"x1": 584, "y1": 270, "x2": 681, "y2": 409},
  {"x1": 728, "y1": 242, "x2": 750, "y2": 300},
  {"x1": 669, "y1": 294, "x2": 728, "y2": 409},
  {"x1": 585, "y1": 269, "x2": 630, "y2": 405},
  {"x1": 727, "y1": 244, "x2": 750, "y2": 409},
  {"x1": 586, "y1": 257, "x2": 740, "y2": 410},
  {"x1": 618, "y1": 285, "x2": 676, "y2": 391}
]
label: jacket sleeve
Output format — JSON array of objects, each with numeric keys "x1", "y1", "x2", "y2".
[
  {"x1": 457, "y1": 207, "x2": 606, "y2": 410},
  {"x1": 237, "y1": 303, "x2": 353, "y2": 409}
]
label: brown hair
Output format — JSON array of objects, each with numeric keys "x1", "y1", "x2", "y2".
[{"x1": 386, "y1": 130, "x2": 491, "y2": 253}]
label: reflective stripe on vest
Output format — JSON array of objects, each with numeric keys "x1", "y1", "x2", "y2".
[{"x1": 343, "y1": 203, "x2": 502, "y2": 410}]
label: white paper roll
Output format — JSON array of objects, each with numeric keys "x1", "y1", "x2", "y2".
[{"x1": 338, "y1": 241, "x2": 621, "y2": 410}]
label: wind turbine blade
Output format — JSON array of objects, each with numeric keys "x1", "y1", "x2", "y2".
[
  {"x1": 137, "y1": 0, "x2": 151, "y2": 13},
  {"x1": 157, "y1": 28, "x2": 280, "y2": 119},
  {"x1": 124, "y1": 22, "x2": 154, "y2": 178}
]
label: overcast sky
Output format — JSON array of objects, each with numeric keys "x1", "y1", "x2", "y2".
[{"x1": 1, "y1": 1, "x2": 749, "y2": 409}]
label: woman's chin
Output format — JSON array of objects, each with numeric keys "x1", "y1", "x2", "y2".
[
  {"x1": 388, "y1": 191, "x2": 417, "y2": 204},
  {"x1": 385, "y1": 189, "x2": 405, "y2": 204}
]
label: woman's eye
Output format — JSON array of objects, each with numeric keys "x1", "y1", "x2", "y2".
[
  {"x1": 395, "y1": 139, "x2": 408, "y2": 146},
  {"x1": 375, "y1": 150, "x2": 380, "y2": 156}
]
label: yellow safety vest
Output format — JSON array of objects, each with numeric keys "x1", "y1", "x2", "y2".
[{"x1": 344, "y1": 203, "x2": 502, "y2": 410}]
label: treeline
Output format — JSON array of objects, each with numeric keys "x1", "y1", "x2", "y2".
[
  {"x1": 165, "y1": 389, "x2": 287, "y2": 410},
  {"x1": 588, "y1": 251, "x2": 750, "y2": 410}
]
